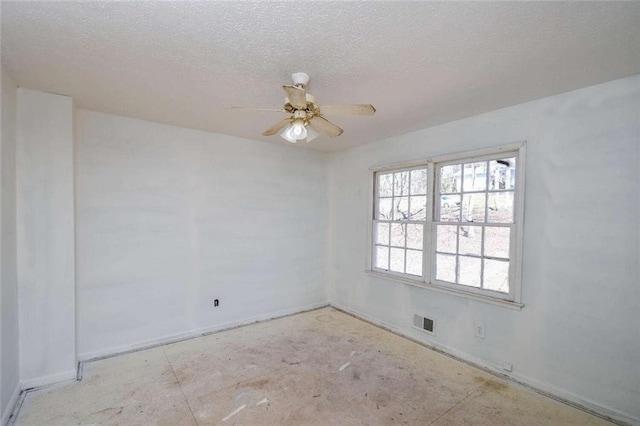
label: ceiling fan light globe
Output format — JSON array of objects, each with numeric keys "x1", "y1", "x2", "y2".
[
  {"x1": 281, "y1": 118, "x2": 307, "y2": 142},
  {"x1": 305, "y1": 125, "x2": 320, "y2": 143},
  {"x1": 280, "y1": 124, "x2": 297, "y2": 143},
  {"x1": 292, "y1": 122, "x2": 307, "y2": 139}
]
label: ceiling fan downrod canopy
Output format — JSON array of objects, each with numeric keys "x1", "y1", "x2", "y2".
[{"x1": 291, "y1": 72, "x2": 310, "y2": 88}]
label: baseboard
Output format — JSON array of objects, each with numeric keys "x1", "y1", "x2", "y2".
[
  {"x1": 1, "y1": 383, "x2": 21, "y2": 426},
  {"x1": 329, "y1": 302, "x2": 638, "y2": 426},
  {"x1": 78, "y1": 301, "x2": 330, "y2": 362},
  {"x1": 505, "y1": 371, "x2": 639, "y2": 426},
  {"x1": 20, "y1": 369, "x2": 77, "y2": 391}
]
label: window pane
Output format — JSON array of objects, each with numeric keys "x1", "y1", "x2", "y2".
[
  {"x1": 376, "y1": 223, "x2": 390, "y2": 246},
  {"x1": 390, "y1": 223, "x2": 405, "y2": 247},
  {"x1": 393, "y1": 171, "x2": 409, "y2": 196},
  {"x1": 375, "y1": 246, "x2": 389, "y2": 270},
  {"x1": 484, "y1": 227, "x2": 510, "y2": 259},
  {"x1": 487, "y1": 192, "x2": 514, "y2": 223},
  {"x1": 406, "y1": 250, "x2": 422, "y2": 276},
  {"x1": 458, "y1": 225, "x2": 482, "y2": 256},
  {"x1": 390, "y1": 248, "x2": 405, "y2": 273},
  {"x1": 378, "y1": 173, "x2": 393, "y2": 197},
  {"x1": 378, "y1": 198, "x2": 393, "y2": 220},
  {"x1": 462, "y1": 193, "x2": 486, "y2": 222},
  {"x1": 484, "y1": 259, "x2": 509, "y2": 293},
  {"x1": 393, "y1": 197, "x2": 410, "y2": 220},
  {"x1": 458, "y1": 256, "x2": 481, "y2": 287},
  {"x1": 436, "y1": 254, "x2": 456, "y2": 282},
  {"x1": 410, "y1": 169, "x2": 427, "y2": 195},
  {"x1": 409, "y1": 196, "x2": 427, "y2": 221},
  {"x1": 406, "y1": 224, "x2": 423, "y2": 250},
  {"x1": 440, "y1": 195, "x2": 461, "y2": 222},
  {"x1": 440, "y1": 164, "x2": 461, "y2": 194},
  {"x1": 436, "y1": 225, "x2": 457, "y2": 254},
  {"x1": 489, "y1": 158, "x2": 516, "y2": 191},
  {"x1": 463, "y1": 162, "x2": 487, "y2": 192}
]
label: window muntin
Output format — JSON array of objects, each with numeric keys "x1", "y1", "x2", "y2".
[
  {"x1": 373, "y1": 167, "x2": 428, "y2": 277},
  {"x1": 369, "y1": 146, "x2": 523, "y2": 303}
]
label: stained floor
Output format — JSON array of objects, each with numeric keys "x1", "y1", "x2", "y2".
[{"x1": 15, "y1": 308, "x2": 611, "y2": 425}]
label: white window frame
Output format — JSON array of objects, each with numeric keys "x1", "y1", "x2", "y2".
[{"x1": 366, "y1": 142, "x2": 526, "y2": 309}]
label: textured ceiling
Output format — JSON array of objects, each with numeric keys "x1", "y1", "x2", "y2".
[{"x1": 2, "y1": 2, "x2": 639, "y2": 151}]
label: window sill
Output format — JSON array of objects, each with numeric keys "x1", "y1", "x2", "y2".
[{"x1": 364, "y1": 270, "x2": 524, "y2": 311}]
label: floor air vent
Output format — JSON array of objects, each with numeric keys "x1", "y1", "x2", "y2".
[{"x1": 413, "y1": 314, "x2": 435, "y2": 335}]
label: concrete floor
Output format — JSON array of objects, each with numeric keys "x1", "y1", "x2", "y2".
[{"x1": 15, "y1": 308, "x2": 611, "y2": 425}]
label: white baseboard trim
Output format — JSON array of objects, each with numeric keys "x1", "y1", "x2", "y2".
[
  {"x1": 1, "y1": 383, "x2": 21, "y2": 426},
  {"x1": 329, "y1": 302, "x2": 638, "y2": 426},
  {"x1": 78, "y1": 301, "x2": 330, "y2": 362},
  {"x1": 20, "y1": 369, "x2": 77, "y2": 391}
]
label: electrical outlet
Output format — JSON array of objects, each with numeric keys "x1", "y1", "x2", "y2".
[
  {"x1": 474, "y1": 323, "x2": 485, "y2": 339},
  {"x1": 213, "y1": 299, "x2": 219, "y2": 307}
]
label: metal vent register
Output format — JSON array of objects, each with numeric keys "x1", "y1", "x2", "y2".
[{"x1": 413, "y1": 314, "x2": 435, "y2": 334}]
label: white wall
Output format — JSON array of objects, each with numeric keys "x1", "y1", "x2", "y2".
[
  {"x1": 17, "y1": 89, "x2": 76, "y2": 387},
  {"x1": 328, "y1": 75, "x2": 640, "y2": 423},
  {"x1": 1, "y1": 67, "x2": 20, "y2": 423},
  {"x1": 75, "y1": 110, "x2": 329, "y2": 359}
]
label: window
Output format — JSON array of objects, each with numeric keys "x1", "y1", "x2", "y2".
[
  {"x1": 369, "y1": 144, "x2": 525, "y2": 306},
  {"x1": 373, "y1": 167, "x2": 428, "y2": 276}
]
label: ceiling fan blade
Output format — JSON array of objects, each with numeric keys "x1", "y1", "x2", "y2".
[
  {"x1": 283, "y1": 85, "x2": 307, "y2": 109},
  {"x1": 310, "y1": 116, "x2": 343, "y2": 137},
  {"x1": 262, "y1": 117, "x2": 292, "y2": 136},
  {"x1": 319, "y1": 104, "x2": 376, "y2": 116},
  {"x1": 227, "y1": 106, "x2": 289, "y2": 113}
]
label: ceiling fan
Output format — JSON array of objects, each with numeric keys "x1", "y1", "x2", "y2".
[{"x1": 230, "y1": 72, "x2": 376, "y2": 143}]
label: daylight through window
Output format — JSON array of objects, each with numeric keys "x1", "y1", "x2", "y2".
[
  {"x1": 371, "y1": 145, "x2": 523, "y2": 303},
  {"x1": 374, "y1": 167, "x2": 428, "y2": 276}
]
